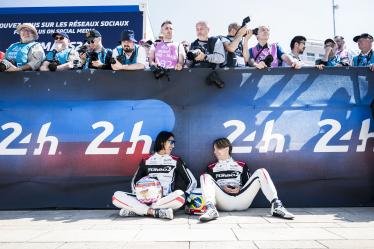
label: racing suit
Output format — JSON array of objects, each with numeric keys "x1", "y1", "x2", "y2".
[
  {"x1": 112, "y1": 153, "x2": 197, "y2": 215},
  {"x1": 200, "y1": 157, "x2": 278, "y2": 211}
]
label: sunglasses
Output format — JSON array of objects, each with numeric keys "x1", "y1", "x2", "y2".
[
  {"x1": 167, "y1": 140, "x2": 176, "y2": 145},
  {"x1": 89, "y1": 39, "x2": 96, "y2": 44},
  {"x1": 54, "y1": 36, "x2": 64, "y2": 41}
]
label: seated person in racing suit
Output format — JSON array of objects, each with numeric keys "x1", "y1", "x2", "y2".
[
  {"x1": 112, "y1": 131, "x2": 197, "y2": 220},
  {"x1": 199, "y1": 138, "x2": 294, "y2": 222}
]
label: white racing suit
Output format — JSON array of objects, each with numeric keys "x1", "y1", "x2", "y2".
[
  {"x1": 112, "y1": 153, "x2": 197, "y2": 215},
  {"x1": 200, "y1": 157, "x2": 278, "y2": 211}
]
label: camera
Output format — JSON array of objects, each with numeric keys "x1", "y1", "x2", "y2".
[
  {"x1": 77, "y1": 45, "x2": 88, "y2": 55},
  {"x1": 88, "y1": 52, "x2": 99, "y2": 68},
  {"x1": 110, "y1": 55, "x2": 125, "y2": 65},
  {"x1": 46, "y1": 50, "x2": 60, "y2": 71},
  {"x1": 89, "y1": 52, "x2": 99, "y2": 62},
  {"x1": 73, "y1": 60, "x2": 80, "y2": 69},
  {"x1": 206, "y1": 70, "x2": 224, "y2": 88},
  {"x1": 150, "y1": 64, "x2": 169, "y2": 80},
  {"x1": 262, "y1": 54, "x2": 274, "y2": 67},
  {"x1": 187, "y1": 46, "x2": 206, "y2": 61},
  {"x1": 0, "y1": 59, "x2": 17, "y2": 72},
  {"x1": 0, "y1": 61, "x2": 11, "y2": 72},
  {"x1": 315, "y1": 59, "x2": 328, "y2": 66},
  {"x1": 241, "y1": 16, "x2": 251, "y2": 28}
]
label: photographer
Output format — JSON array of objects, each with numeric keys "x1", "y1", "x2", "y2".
[
  {"x1": 352, "y1": 33, "x2": 374, "y2": 72},
  {"x1": 1, "y1": 23, "x2": 44, "y2": 72},
  {"x1": 316, "y1": 39, "x2": 341, "y2": 70},
  {"x1": 188, "y1": 21, "x2": 225, "y2": 68},
  {"x1": 221, "y1": 22, "x2": 252, "y2": 67},
  {"x1": 248, "y1": 25, "x2": 301, "y2": 69},
  {"x1": 111, "y1": 30, "x2": 146, "y2": 71},
  {"x1": 149, "y1": 20, "x2": 185, "y2": 71},
  {"x1": 40, "y1": 32, "x2": 80, "y2": 72},
  {"x1": 83, "y1": 29, "x2": 112, "y2": 70},
  {"x1": 282, "y1": 36, "x2": 306, "y2": 67}
]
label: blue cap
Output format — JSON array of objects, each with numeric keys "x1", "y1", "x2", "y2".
[
  {"x1": 120, "y1": 30, "x2": 137, "y2": 42},
  {"x1": 52, "y1": 31, "x2": 69, "y2": 39}
]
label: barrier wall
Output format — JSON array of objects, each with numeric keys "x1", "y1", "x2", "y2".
[{"x1": 0, "y1": 67, "x2": 373, "y2": 209}]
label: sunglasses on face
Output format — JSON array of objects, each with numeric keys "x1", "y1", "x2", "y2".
[
  {"x1": 89, "y1": 39, "x2": 96, "y2": 44},
  {"x1": 54, "y1": 36, "x2": 64, "y2": 41},
  {"x1": 167, "y1": 140, "x2": 176, "y2": 145}
]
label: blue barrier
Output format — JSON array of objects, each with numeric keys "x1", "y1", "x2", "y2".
[{"x1": 0, "y1": 67, "x2": 373, "y2": 208}]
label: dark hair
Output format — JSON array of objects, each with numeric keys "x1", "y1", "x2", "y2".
[
  {"x1": 161, "y1": 20, "x2": 172, "y2": 28},
  {"x1": 154, "y1": 131, "x2": 175, "y2": 152},
  {"x1": 290, "y1": 35, "x2": 306, "y2": 49},
  {"x1": 213, "y1": 137, "x2": 232, "y2": 155},
  {"x1": 324, "y1": 38, "x2": 336, "y2": 45}
]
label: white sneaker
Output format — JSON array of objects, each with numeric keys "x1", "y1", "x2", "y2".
[
  {"x1": 199, "y1": 204, "x2": 219, "y2": 222},
  {"x1": 154, "y1": 208, "x2": 174, "y2": 220},
  {"x1": 271, "y1": 200, "x2": 294, "y2": 219},
  {"x1": 119, "y1": 209, "x2": 138, "y2": 217}
]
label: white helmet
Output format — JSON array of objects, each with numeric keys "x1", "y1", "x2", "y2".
[{"x1": 135, "y1": 176, "x2": 162, "y2": 204}]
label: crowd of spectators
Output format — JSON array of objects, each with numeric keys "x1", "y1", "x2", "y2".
[{"x1": 0, "y1": 22, "x2": 373, "y2": 73}]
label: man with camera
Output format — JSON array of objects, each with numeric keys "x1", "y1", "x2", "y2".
[
  {"x1": 221, "y1": 22, "x2": 252, "y2": 67},
  {"x1": 248, "y1": 25, "x2": 301, "y2": 69},
  {"x1": 40, "y1": 32, "x2": 80, "y2": 72},
  {"x1": 352, "y1": 33, "x2": 374, "y2": 72},
  {"x1": 199, "y1": 138, "x2": 294, "y2": 222},
  {"x1": 83, "y1": 29, "x2": 112, "y2": 70},
  {"x1": 188, "y1": 21, "x2": 225, "y2": 68},
  {"x1": 0, "y1": 23, "x2": 45, "y2": 72},
  {"x1": 282, "y1": 36, "x2": 306, "y2": 67},
  {"x1": 149, "y1": 20, "x2": 185, "y2": 71},
  {"x1": 111, "y1": 30, "x2": 147, "y2": 71},
  {"x1": 316, "y1": 39, "x2": 341, "y2": 70}
]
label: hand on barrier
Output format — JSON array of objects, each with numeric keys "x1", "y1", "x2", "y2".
[
  {"x1": 254, "y1": 61, "x2": 267, "y2": 69},
  {"x1": 194, "y1": 51, "x2": 206, "y2": 62}
]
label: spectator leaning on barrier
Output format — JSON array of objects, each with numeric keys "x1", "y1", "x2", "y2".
[
  {"x1": 111, "y1": 30, "x2": 147, "y2": 71},
  {"x1": 187, "y1": 21, "x2": 225, "y2": 68},
  {"x1": 220, "y1": 22, "x2": 252, "y2": 67},
  {"x1": 282, "y1": 35, "x2": 306, "y2": 67},
  {"x1": 149, "y1": 20, "x2": 185, "y2": 71},
  {"x1": 352, "y1": 33, "x2": 374, "y2": 72},
  {"x1": 316, "y1": 39, "x2": 341, "y2": 70},
  {"x1": 83, "y1": 29, "x2": 112, "y2": 70},
  {"x1": 248, "y1": 25, "x2": 301, "y2": 69},
  {"x1": 40, "y1": 32, "x2": 80, "y2": 72},
  {"x1": 0, "y1": 23, "x2": 45, "y2": 72},
  {"x1": 139, "y1": 39, "x2": 153, "y2": 64},
  {"x1": 334, "y1": 36, "x2": 352, "y2": 66}
]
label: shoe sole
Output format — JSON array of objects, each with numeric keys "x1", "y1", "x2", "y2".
[{"x1": 272, "y1": 212, "x2": 294, "y2": 220}]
